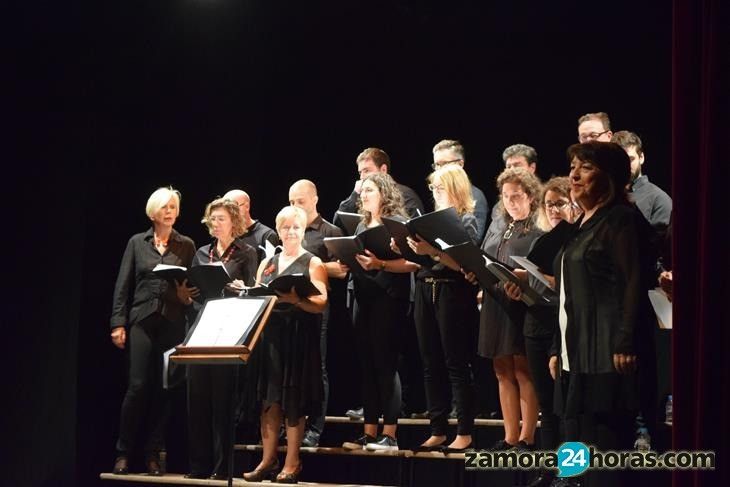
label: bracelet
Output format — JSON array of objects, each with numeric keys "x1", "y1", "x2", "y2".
[{"x1": 380, "y1": 260, "x2": 386, "y2": 271}]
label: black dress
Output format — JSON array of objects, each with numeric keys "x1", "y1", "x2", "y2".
[
  {"x1": 255, "y1": 252, "x2": 324, "y2": 426},
  {"x1": 478, "y1": 216, "x2": 544, "y2": 358}
]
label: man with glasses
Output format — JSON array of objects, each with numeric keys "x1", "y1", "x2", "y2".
[
  {"x1": 224, "y1": 189, "x2": 279, "y2": 264},
  {"x1": 431, "y1": 140, "x2": 489, "y2": 240},
  {"x1": 502, "y1": 144, "x2": 538, "y2": 174},
  {"x1": 577, "y1": 112, "x2": 613, "y2": 143}
]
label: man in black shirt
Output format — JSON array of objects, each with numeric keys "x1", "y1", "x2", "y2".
[
  {"x1": 612, "y1": 131, "x2": 673, "y2": 233},
  {"x1": 224, "y1": 189, "x2": 279, "y2": 264},
  {"x1": 289, "y1": 179, "x2": 347, "y2": 447},
  {"x1": 333, "y1": 147, "x2": 424, "y2": 230}
]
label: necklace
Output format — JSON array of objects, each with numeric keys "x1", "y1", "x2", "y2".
[
  {"x1": 210, "y1": 239, "x2": 236, "y2": 264},
  {"x1": 154, "y1": 235, "x2": 169, "y2": 248}
]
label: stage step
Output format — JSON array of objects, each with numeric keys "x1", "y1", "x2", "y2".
[
  {"x1": 100, "y1": 473, "x2": 394, "y2": 487},
  {"x1": 322, "y1": 415, "x2": 507, "y2": 427},
  {"x1": 235, "y1": 444, "x2": 468, "y2": 461}
]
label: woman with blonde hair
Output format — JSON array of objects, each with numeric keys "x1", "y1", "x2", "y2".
[
  {"x1": 243, "y1": 206, "x2": 328, "y2": 483},
  {"x1": 406, "y1": 164, "x2": 480, "y2": 453},
  {"x1": 479, "y1": 168, "x2": 544, "y2": 452},
  {"x1": 186, "y1": 197, "x2": 258, "y2": 480},
  {"x1": 110, "y1": 187, "x2": 196, "y2": 476}
]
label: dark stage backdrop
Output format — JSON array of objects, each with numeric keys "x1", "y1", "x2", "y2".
[{"x1": 7, "y1": 1, "x2": 693, "y2": 485}]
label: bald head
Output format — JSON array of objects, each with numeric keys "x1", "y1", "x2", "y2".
[
  {"x1": 288, "y1": 179, "x2": 319, "y2": 224},
  {"x1": 223, "y1": 189, "x2": 251, "y2": 223}
]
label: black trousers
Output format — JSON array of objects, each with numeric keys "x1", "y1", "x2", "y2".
[
  {"x1": 116, "y1": 314, "x2": 183, "y2": 456},
  {"x1": 187, "y1": 365, "x2": 234, "y2": 475},
  {"x1": 524, "y1": 334, "x2": 560, "y2": 450},
  {"x1": 397, "y1": 301, "x2": 426, "y2": 414},
  {"x1": 414, "y1": 279, "x2": 479, "y2": 436},
  {"x1": 353, "y1": 291, "x2": 407, "y2": 425}
]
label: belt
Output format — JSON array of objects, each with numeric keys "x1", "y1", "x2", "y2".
[{"x1": 420, "y1": 277, "x2": 456, "y2": 303}]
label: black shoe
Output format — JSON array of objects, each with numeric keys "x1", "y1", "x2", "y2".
[
  {"x1": 346, "y1": 406, "x2": 364, "y2": 419},
  {"x1": 487, "y1": 439, "x2": 517, "y2": 451},
  {"x1": 442, "y1": 442, "x2": 474, "y2": 454},
  {"x1": 112, "y1": 456, "x2": 128, "y2": 475},
  {"x1": 146, "y1": 457, "x2": 162, "y2": 476},
  {"x1": 409, "y1": 410, "x2": 430, "y2": 419},
  {"x1": 301, "y1": 429, "x2": 320, "y2": 447},
  {"x1": 209, "y1": 472, "x2": 228, "y2": 480},
  {"x1": 342, "y1": 434, "x2": 376, "y2": 450},
  {"x1": 448, "y1": 407, "x2": 458, "y2": 419},
  {"x1": 516, "y1": 440, "x2": 536, "y2": 452},
  {"x1": 243, "y1": 460, "x2": 280, "y2": 482},
  {"x1": 184, "y1": 472, "x2": 209, "y2": 479},
  {"x1": 550, "y1": 477, "x2": 582, "y2": 487},
  {"x1": 527, "y1": 470, "x2": 555, "y2": 487},
  {"x1": 413, "y1": 438, "x2": 447, "y2": 452}
]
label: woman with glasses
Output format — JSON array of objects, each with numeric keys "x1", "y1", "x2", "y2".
[
  {"x1": 478, "y1": 168, "x2": 544, "y2": 451},
  {"x1": 185, "y1": 198, "x2": 258, "y2": 480},
  {"x1": 405, "y1": 164, "x2": 480, "y2": 453},
  {"x1": 502, "y1": 177, "x2": 580, "y2": 486}
]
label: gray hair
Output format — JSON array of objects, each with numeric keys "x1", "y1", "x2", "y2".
[{"x1": 502, "y1": 144, "x2": 538, "y2": 165}]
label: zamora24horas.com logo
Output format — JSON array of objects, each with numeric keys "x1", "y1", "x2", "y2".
[{"x1": 465, "y1": 442, "x2": 715, "y2": 476}]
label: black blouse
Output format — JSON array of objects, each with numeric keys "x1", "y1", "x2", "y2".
[
  {"x1": 555, "y1": 204, "x2": 656, "y2": 374},
  {"x1": 191, "y1": 237, "x2": 258, "y2": 301},
  {"x1": 110, "y1": 228, "x2": 196, "y2": 329}
]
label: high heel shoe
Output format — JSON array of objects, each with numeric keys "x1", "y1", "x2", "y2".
[
  {"x1": 274, "y1": 463, "x2": 302, "y2": 484},
  {"x1": 243, "y1": 459, "x2": 280, "y2": 482}
]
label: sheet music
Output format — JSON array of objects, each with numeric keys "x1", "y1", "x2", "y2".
[
  {"x1": 511, "y1": 256, "x2": 555, "y2": 290},
  {"x1": 648, "y1": 289, "x2": 673, "y2": 329},
  {"x1": 186, "y1": 298, "x2": 266, "y2": 346},
  {"x1": 258, "y1": 240, "x2": 281, "y2": 260}
]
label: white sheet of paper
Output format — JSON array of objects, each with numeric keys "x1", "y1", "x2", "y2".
[
  {"x1": 511, "y1": 255, "x2": 555, "y2": 290},
  {"x1": 186, "y1": 298, "x2": 266, "y2": 346},
  {"x1": 648, "y1": 289, "x2": 673, "y2": 329}
]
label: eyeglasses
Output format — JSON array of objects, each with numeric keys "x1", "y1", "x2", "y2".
[
  {"x1": 428, "y1": 183, "x2": 446, "y2": 192},
  {"x1": 431, "y1": 159, "x2": 462, "y2": 170},
  {"x1": 578, "y1": 130, "x2": 610, "y2": 143},
  {"x1": 544, "y1": 200, "x2": 571, "y2": 211}
]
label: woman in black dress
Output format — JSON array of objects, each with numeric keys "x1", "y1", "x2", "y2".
[
  {"x1": 406, "y1": 164, "x2": 480, "y2": 452},
  {"x1": 110, "y1": 187, "x2": 197, "y2": 476},
  {"x1": 479, "y1": 168, "x2": 544, "y2": 450},
  {"x1": 185, "y1": 198, "x2": 258, "y2": 479},
  {"x1": 243, "y1": 205, "x2": 328, "y2": 484},
  {"x1": 551, "y1": 142, "x2": 656, "y2": 487},
  {"x1": 340, "y1": 173, "x2": 419, "y2": 452}
]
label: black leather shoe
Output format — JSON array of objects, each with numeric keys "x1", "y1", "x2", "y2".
[
  {"x1": 275, "y1": 463, "x2": 302, "y2": 484},
  {"x1": 442, "y1": 443, "x2": 474, "y2": 454},
  {"x1": 527, "y1": 469, "x2": 555, "y2": 487},
  {"x1": 209, "y1": 472, "x2": 228, "y2": 480},
  {"x1": 184, "y1": 472, "x2": 208, "y2": 479},
  {"x1": 243, "y1": 460, "x2": 280, "y2": 482},
  {"x1": 112, "y1": 456, "x2": 128, "y2": 475},
  {"x1": 146, "y1": 456, "x2": 163, "y2": 476}
]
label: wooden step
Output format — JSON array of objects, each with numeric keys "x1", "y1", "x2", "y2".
[
  {"x1": 323, "y1": 416, "x2": 510, "y2": 427},
  {"x1": 234, "y1": 444, "x2": 469, "y2": 461},
  {"x1": 100, "y1": 472, "x2": 395, "y2": 487}
]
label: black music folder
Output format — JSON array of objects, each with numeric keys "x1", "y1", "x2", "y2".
[
  {"x1": 153, "y1": 262, "x2": 232, "y2": 299},
  {"x1": 335, "y1": 211, "x2": 364, "y2": 236},
  {"x1": 526, "y1": 219, "x2": 572, "y2": 275},
  {"x1": 381, "y1": 216, "x2": 426, "y2": 264},
  {"x1": 238, "y1": 273, "x2": 321, "y2": 298},
  {"x1": 406, "y1": 207, "x2": 470, "y2": 248},
  {"x1": 324, "y1": 224, "x2": 401, "y2": 273}
]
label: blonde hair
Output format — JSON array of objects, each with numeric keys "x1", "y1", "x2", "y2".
[
  {"x1": 275, "y1": 205, "x2": 308, "y2": 231},
  {"x1": 201, "y1": 198, "x2": 246, "y2": 238},
  {"x1": 428, "y1": 164, "x2": 475, "y2": 216},
  {"x1": 145, "y1": 187, "x2": 181, "y2": 219}
]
